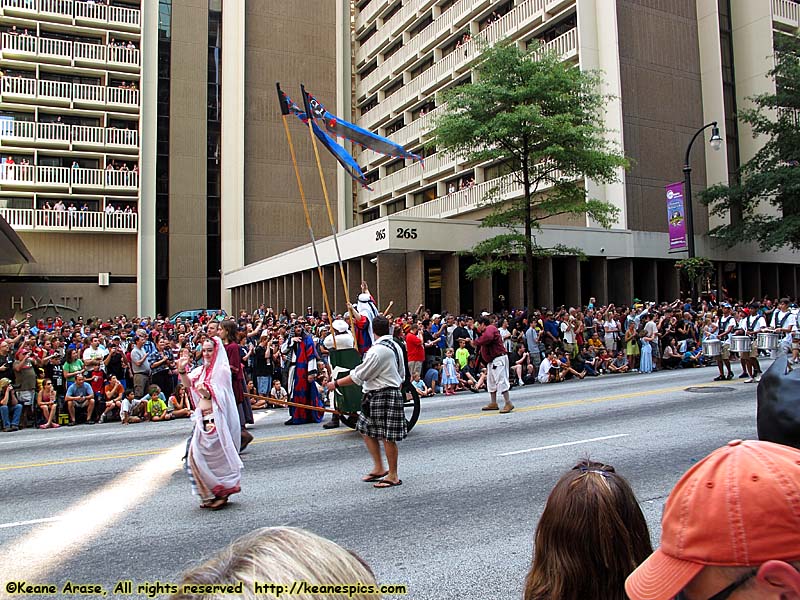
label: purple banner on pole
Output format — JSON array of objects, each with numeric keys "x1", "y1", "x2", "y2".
[{"x1": 666, "y1": 182, "x2": 688, "y2": 252}]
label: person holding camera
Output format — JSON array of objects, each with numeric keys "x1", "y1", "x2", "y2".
[{"x1": 0, "y1": 377, "x2": 21, "y2": 431}]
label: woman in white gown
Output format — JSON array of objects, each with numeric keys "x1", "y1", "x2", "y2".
[{"x1": 177, "y1": 337, "x2": 242, "y2": 510}]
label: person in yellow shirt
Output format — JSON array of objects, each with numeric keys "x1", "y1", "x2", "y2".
[
  {"x1": 455, "y1": 339, "x2": 471, "y2": 371},
  {"x1": 145, "y1": 385, "x2": 172, "y2": 422}
]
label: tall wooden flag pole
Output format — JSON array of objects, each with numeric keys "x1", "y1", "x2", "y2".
[
  {"x1": 301, "y1": 84, "x2": 358, "y2": 330},
  {"x1": 276, "y1": 83, "x2": 333, "y2": 326}
]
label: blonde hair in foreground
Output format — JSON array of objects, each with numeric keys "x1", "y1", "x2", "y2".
[{"x1": 170, "y1": 526, "x2": 380, "y2": 600}]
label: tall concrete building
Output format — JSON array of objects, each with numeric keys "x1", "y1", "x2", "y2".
[
  {"x1": 225, "y1": 0, "x2": 800, "y2": 316},
  {"x1": 0, "y1": 0, "x2": 141, "y2": 318},
  {"x1": 0, "y1": 0, "x2": 338, "y2": 318}
]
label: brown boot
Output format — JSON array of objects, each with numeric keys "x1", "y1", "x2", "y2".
[
  {"x1": 500, "y1": 403, "x2": 515, "y2": 414},
  {"x1": 323, "y1": 414, "x2": 340, "y2": 429},
  {"x1": 481, "y1": 403, "x2": 500, "y2": 411}
]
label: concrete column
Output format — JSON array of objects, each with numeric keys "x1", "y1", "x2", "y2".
[
  {"x1": 347, "y1": 259, "x2": 362, "y2": 305},
  {"x1": 377, "y1": 254, "x2": 407, "y2": 312},
  {"x1": 536, "y1": 257, "x2": 554, "y2": 309},
  {"x1": 608, "y1": 258, "x2": 634, "y2": 305},
  {"x1": 322, "y1": 266, "x2": 336, "y2": 315},
  {"x1": 564, "y1": 257, "x2": 581, "y2": 307},
  {"x1": 361, "y1": 256, "x2": 377, "y2": 298},
  {"x1": 310, "y1": 269, "x2": 323, "y2": 313},
  {"x1": 406, "y1": 251, "x2": 425, "y2": 313},
  {"x1": 441, "y1": 253, "x2": 460, "y2": 315},
  {"x1": 587, "y1": 257, "x2": 608, "y2": 306},
  {"x1": 473, "y1": 276, "x2": 493, "y2": 314},
  {"x1": 292, "y1": 273, "x2": 302, "y2": 314},
  {"x1": 509, "y1": 267, "x2": 524, "y2": 310}
]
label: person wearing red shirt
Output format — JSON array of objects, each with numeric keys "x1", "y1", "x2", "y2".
[
  {"x1": 472, "y1": 316, "x2": 513, "y2": 413},
  {"x1": 405, "y1": 323, "x2": 425, "y2": 378}
]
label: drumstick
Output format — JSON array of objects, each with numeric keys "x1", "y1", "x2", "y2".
[{"x1": 382, "y1": 300, "x2": 394, "y2": 315}]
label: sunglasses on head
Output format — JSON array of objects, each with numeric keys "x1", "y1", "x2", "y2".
[{"x1": 674, "y1": 569, "x2": 756, "y2": 600}]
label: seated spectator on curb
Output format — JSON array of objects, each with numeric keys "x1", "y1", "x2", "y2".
[
  {"x1": 168, "y1": 383, "x2": 192, "y2": 418},
  {"x1": 537, "y1": 352, "x2": 559, "y2": 384},
  {"x1": 424, "y1": 361, "x2": 442, "y2": 394},
  {"x1": 36, "y1": 379, "x2": 59, "y2": 429},
  {"x1": 626, "y1": 439, "x2": 800, "y2": 600},
  {"x1": 120, "y1": 388, "x2": 144, "y2": 424},
  {"x1": 0, "y1": 377, "x2": 21, "y2": 431},
  {"x1": 269, "y1": 379, "x2": 287, "y2": 404},
  {"x1": 661, "y1": 339, "x2": 682, "y2": 369},
  {"x1": 101, "y1": 374, "x2": 124, "y2": 423},
  {"x1": 170, "y1": 527, "x2": 379, "y2": 600},
  {"x1": 145, "y1": 385, "x2": 171, "y2": 422},
  {"x1": 65, "y1": 373, "x2": 96, "y2": 425},
  {"x1": 524, "y1": 460, "x2": 652, "y2": 600},
  {"x1": 411, "y1": 371, "x2": 434, "y2": 397},
  {"x1": 608, "y1": 351, "x2": 629, "y2": 374}
]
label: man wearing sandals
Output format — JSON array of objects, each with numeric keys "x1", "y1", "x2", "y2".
[
  {"x1": 326, "y1": 315, "x2": 406, "y2": 489},
  {"x1": 472, "y1": 315, "x2": 514, "y2": 414}
]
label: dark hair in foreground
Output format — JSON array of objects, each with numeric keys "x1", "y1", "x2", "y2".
[
  {"x1": 372, "y1": 315, "x2": 390, "y2": 337},
  {"x1": 171, "y1": 526, "x2": 378, "y2": 600},
  {"x1": 524, "y1": 460, "x2": 653, "y2": 600}
]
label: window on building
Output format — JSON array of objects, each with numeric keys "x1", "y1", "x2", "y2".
[
  {"x1": 384, "y1": 77, "x2": 403, "y2": 97},
  {"x1": 384, "y1": 158, "x2": 405, "y2": 175},
  {"x1": 384, "y1": 118, "x2": 404, "y2": 136},
  {"x1": 410, "y1": 55, "x2": 434, "y2": 79},
  {"x1": 484, "y1": 160, "x2": 514, "y2": 181},
  {"x1": 413, "y1": 187, "x2": 437, "y2": 205},
  {"x1": 383, "y1": 39, "x2": 402, "y2": 60},
  {"x1": 361, "y1": 208, "x2": 380, "y2": 223},
  {"x1": 386, "y1": 198, "x2": 407, "y2": 214},
  {"x1": 360, "y1": 59, "x2": 378, "y2": 79},
  {"x1": 358, "y1": 23, "x2": 377, "y2": 44},
  {"x1": 383, "y1": 1, "x2": 402, "y2": 22},
  {"x1": 409, "y1": 13, "x2": 433, "y2": 37},
  {"x1": 361, "y1": 96, "x2": 378, "y2": 116},
  {"x1": 527, "y1": 13, "x2": 577, "y2": 48}
]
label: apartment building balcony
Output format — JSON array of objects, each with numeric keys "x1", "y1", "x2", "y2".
[
  {"x1": 73, "y1": 40, "x2": 107, "y2": 67},
  {"x1": 0, "y1": 207, "x2": 137, "y2": 233},
  {"x1": 108, "y1": 45, "x2": 139, "y2": 71},
  {"x1": 37, "y1": 79, "x2": 72, "y2": 105},
  {"x1": 0, "y1": 165, "x2": 138, "y2": 191},
  {"x1": 72, "y1": 82, "x2": 105, "y2": 107},
  {"x1": 773, "y1": 0, "x2": 800, "y2": 31},
  {"x1": 359, "y1": 17, "x2": 578, "y2": 130},
  {"x1": 71, "y1": 124, "x2": 105, "y2": 149},
  {"x1": 357, "y1": 105, "x2": 442, "y2": 170},
  {"x1": 1, "y1": 0, "x2": 39, "y2": 18},
  {"x1": 362, "y1": 150, "x2": 458, "y2": 201},
  {"x1": 104, "y1": 126, "x2": 137, "y2": 149},
  {"x1": 356, "y1": 0, "x2": 419, "y2": 66},
  {"x1": 359, "y1": 0, "x2": 553, "y2": 98},
  {"x1": 37, "y1": 121, "x2": 70, "y2": 146},
  {"x1": 392, "y1": 169, "x2": 563, "y2": 219},
  {"x1": 0, "y1": 34, "x2": 139, "y2": 71},
  {"x1": 0, "y1": 75, "x2": 36, "y2": 101},
  {"x1": 106, "y1": 85, "x2": 138, "y2": 110},
  {"x1": 38, "y1": 0, "x2": 74, "y2": 22},
  {"x1": 1, "y1": 0, "x2": 140, "y2": 30}
]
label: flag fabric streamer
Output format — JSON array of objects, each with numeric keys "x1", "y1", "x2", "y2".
[
  {"x1": 278, "y1": 87, "x2": 373, "y2": 190},
  {"x1": 304, "y1": 88, "x2": 424, "y2": 164}
]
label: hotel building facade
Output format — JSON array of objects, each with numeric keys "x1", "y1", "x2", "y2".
[{"x1": 224, "y1": 0, "x2": 800, "y2": 317}]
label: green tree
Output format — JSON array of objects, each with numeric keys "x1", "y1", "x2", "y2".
[
  {"x1": 430, "y1": 41, "x2": 627, "y2": 307},
  {"x1": 701, "y1": 33, "x2": 800, "y2": 251}
]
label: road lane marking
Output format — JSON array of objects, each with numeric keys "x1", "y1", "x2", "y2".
[
  {"x1": 0, "y1": 517, "x2": 63, "y2": 529},
  {"x1": 0, "y1": 441, "x2": 186, "y2": 589},
  {"x1": 499, "y1": 434, "x2": 629, "y2": 457},
  {"x1": 0, "y1": 380, "x2": 739, "y2": 472}
]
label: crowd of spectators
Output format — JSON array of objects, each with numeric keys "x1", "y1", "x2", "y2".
[{"x1": 0, "y1": 293, "x2": 795, "y2": 432}]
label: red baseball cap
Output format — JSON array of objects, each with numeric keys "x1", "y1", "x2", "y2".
[{"x1": 626, "y1": 440, "x2": 800, "y2": 600}]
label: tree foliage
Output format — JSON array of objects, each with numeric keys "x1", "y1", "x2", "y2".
[
  {"x1": 430, "y1": 41, "x2": 627, "y2": 306},
  {"x1": 701, "y1": 33, "x2": 800, "y2": 251}
]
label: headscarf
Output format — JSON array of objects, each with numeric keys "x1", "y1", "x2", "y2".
[{"x1": 187, "y1": 336, "x2": 242, "y2": 498}]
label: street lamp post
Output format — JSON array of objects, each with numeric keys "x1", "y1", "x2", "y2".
[{"x1": 682, "y1": 122, "x2": 722, "y2": 259}]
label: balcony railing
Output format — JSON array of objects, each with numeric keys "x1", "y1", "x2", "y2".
[
  {"x1": 358, "y1": 6, "x2": 577, "y2": 130},
  {"x1": 0, "y1": 119, "x2": 138, "y2": 149},
  {"x1": 357, "y1": 104, "x2": 443, "y2": 169},
  {"x1": 393, "y1": 170, "x2": 563, "y2": 219},
  {"x1": 2, "y1": 0, "x2": 139, "y2": 28},
  {"x1": 1, "y1": 78, "x2": 139, "y2": 110},
  {"x1": 0, "y1": 165, "x2": 139, "y2": 190},
  {"x1": 105, "y1": 127, "x2": 138, "y2": 147},
  {"x1": 108, "y1": 45, "x2": 139, "y2": 67},
  {"x1": 1, "y1": 33, "x2": 138, "y2": 68},
  {"x1": 74, "y1": 40, "x2": 107, "y2": 64},
  {"x1": 773, "y1": 0, "x2": 800, "y2": 30},
  {"x1": 0, "y1": 120, "x2": 35, "y2": 141},
  {"x1": 0, "y1": 207, "x2": 138, "y2": 233},
  {"x1": 37, "y1": 121, "x2": 70, "y2": 143},
  {"x1": 71, "y1": 124, "x2": 105, "y2": 146}
]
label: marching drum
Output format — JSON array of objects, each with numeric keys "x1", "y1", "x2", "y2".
[
  {"x1": 702, "y1": 339, "x2": 722, "y2": 358},
  {"x1": 730, "y1": 336, "x2": 752, "y2": 353},
  {"x1": 757, "y1": 332, "x2": 780, "y2": 351}
]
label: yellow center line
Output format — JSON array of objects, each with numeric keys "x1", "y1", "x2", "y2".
[{"x1": 0, "y1": 380, "x2": 739, "y2": 472}]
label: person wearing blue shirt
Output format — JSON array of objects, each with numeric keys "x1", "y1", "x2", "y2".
[{"x1": 65, "y1": 373, "x2": 96, "y2": 426}]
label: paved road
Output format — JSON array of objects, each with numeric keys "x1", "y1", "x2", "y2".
[{"x1": 0, "y1": 366, "x2": 760, "y2": 599}]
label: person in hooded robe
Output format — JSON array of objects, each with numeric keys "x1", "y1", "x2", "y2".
[
  {"x1": 280, "y1": 318, "x2": 324, "y2": 425},
  {"x1": 355, "y1": 281, "x2": 380, "y2": 353}
]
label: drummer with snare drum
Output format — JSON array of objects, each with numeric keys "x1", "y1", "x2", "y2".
[
  {"x1": 736, "y1": 307, "x2": 765, "y2": 383},
  {"x1": 769, "y1": 298, "x2": 797, "y2": 361},
  {"x1": 714, "y1": 304, "x2": 736, "y2": 382}
]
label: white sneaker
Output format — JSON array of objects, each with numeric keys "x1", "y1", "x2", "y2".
[
  {"x1": 744, "y1": 377, "x2": 754, "y2": 384},
  {"x1": 755, "y1": 374, "x2": 761, "y2": 382}
]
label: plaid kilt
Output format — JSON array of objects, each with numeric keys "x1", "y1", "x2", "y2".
[{"x1": 357, "y1": 387, "x2": 407, "y2": 442}]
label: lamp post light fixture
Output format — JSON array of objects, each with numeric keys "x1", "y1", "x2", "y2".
[{"x1": 683, "y1": 122, "x2": 722, "y2": 259}]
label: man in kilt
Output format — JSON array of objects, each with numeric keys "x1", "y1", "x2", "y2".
[{"x1": 327, "y1": 315, "x2": 406, "y2": 488}]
